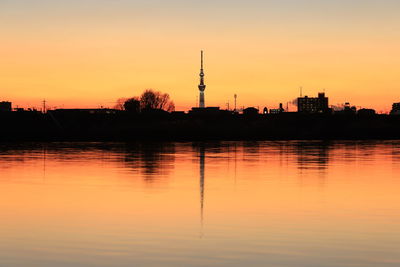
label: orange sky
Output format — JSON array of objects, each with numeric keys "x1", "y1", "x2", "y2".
[{"x1": 1, "y1": 0, "x2": 400, "y2": 112}]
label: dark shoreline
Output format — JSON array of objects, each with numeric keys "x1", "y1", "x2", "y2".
[{"x1": 1, "y1": 111, "x2": 400, "y2": 141}]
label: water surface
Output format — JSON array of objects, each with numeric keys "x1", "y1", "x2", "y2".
[{"x1": 0, "y1": 141, "x2": 399, "y2": 266}]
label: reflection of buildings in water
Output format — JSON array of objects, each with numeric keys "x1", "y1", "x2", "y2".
[
  {"x1": 242, "y1": 141, "x2": 261, "y2": 163},
  {"x1": 392, "y1": 141, "x2": 400, "y2": 167},
  {"x1": 295, "y1": 141, "x2": 331, "y2": 171},
  {"x1": 294, "y1": 141, "x2": 331, "y2": 187},
  {"x1": 0, "y1": 143, "x2": 51, "y2": 174},
  {"x1": 123, "y1": 143, "x2": 176, "y2": 182},
  {"x1": 42, "y1": 145, "x2": 47, "y2": 182},
  {"x1": 339, "y1": 142, "x2": 362, "y2": 165},
  {"x1": 234, "y1": 142, "x2": 237, "y2": 186},
  {"x1": 242, "y1": 141, "x2": 260, "y2": 154}
]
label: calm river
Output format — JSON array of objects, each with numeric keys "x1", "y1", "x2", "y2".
[{"x1": 0, "y1": 141, "x2": 399, "y2": 266}]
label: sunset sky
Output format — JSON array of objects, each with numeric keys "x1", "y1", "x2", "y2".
[{"x1": 1, "y1": 0, "x2": 400, "y2": 112}]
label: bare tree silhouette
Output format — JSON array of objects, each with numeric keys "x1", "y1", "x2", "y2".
[
  {"x1": 114, "y1": 98, "x2": 128, "y2": 110},
  {"x1": 140, "y1": 89, "x2": 175, "y2": 112}
]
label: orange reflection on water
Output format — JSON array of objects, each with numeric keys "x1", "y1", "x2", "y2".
[{"x1": 0, "y1": 141, "x2": 399, "y2": 266}]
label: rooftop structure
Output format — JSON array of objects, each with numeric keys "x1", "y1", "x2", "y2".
[
  {"x1": 243, "y1": 107, "x2": 259, "y2": 115},
  {"x1": 298, "y1": 93, "x2": 329, "y2": 113},
  {"x1": 269, "y1": 103, "x2": 285, "y2": 114},
  {"x1": 358, "y1": 108, "x2": 376, "y2": 116}
]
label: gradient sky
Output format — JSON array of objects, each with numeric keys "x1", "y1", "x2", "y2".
[{"x1": 1, "y1": 0, "x2": 400, "y2": 111}]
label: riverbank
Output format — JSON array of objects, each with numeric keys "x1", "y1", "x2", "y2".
[{"x1": 1, "y1": 111, "x2": 400, "y2": 141}]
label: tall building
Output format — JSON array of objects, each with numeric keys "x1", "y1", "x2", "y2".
[
  {"x1": 0, "y1": 101, "x2": 12, "y2": 112},
  {"x1": 390, "y1": 102, "x2": 400, "y2": 115},
  {"x1": 198, "y1": 51, "x2": 206, "y2": 108},
  {"x1": 298, "y1": 92, "x2": 329, "y2": 113}
]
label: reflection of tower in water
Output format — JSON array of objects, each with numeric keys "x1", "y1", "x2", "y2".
[{"x1": 199, "y1": 145, "x2": 205, "y2": 237}]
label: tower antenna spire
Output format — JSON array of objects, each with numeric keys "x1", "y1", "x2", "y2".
[
  {"x1": 198, "y1": 50, "x2": 206, "y2": 108},
  {"x1": 201, "y1": 50, "x2": 203, "y2": 69}
]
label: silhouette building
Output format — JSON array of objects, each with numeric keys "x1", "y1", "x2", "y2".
[
  {"x1": 298, "y1": 93, "x2": 329, "y2": 113},
  {"x1": 50, "y1": 108, "x2": 118, "y2": 115},
  {"x1": 243, "y1": 107, "x2": 259, "y2": 115},
  {"x1": 0, "y1": 101, "x2": 12, "y2": 112},
  {"x1": 198, "y1": 51, "x2": 206, "y2": 108},
  {"x1": 358, "y1": 108, "x2": 376, "y2": 116},
  {"x1": 269, "y1": 103, "x2": 285, "y2": 114},
  {"x1": 390, "y1": 103, "x2": 400, "y2": 115},
  {"x1": 343, "y1": 102, "x2": 356, "y2": 114}
]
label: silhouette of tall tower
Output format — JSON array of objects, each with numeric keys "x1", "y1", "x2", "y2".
[{"x1": 198, "y1": 51, "x2": 206, "y2": 108}]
